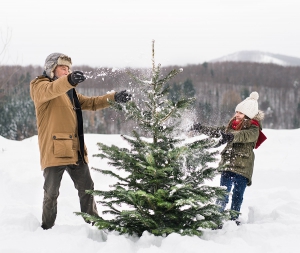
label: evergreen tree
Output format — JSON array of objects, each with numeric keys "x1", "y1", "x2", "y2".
[
  {"x1": 0, "y1": 71, "x2": 36, "y2": 140},
  {"x1": 182, "y1": 78, "x2": 196, "y2": 99},
  {"x1": 77, "y1": 41, "x2": 230, "y2": 236},
  {"x1": 199, "y1": 101, "x2": 213, "y2": 123},
  {"x1": 168, "y1": 82, "x2": 181, "y2": 102},
  {"x1": 168, "y1": 79, "x2": 196, "y2": 103}
]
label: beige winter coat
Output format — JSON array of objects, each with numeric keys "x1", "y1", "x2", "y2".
[{"x1": 30, "y1": 75, "x2": 115, "y2": 170}]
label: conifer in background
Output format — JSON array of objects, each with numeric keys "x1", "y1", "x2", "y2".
[{"x1": 77, "y1": 41, "x2": 229, "y2": 236}]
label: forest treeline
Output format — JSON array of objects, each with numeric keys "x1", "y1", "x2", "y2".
[{"x1": 1, "y1": 61, "x2": 300, "y2": 140}]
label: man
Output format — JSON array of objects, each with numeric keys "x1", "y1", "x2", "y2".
[{"x1": 30, "y1": 53, "x2": 131, "y2": 230}]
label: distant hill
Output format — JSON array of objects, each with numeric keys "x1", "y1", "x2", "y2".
[{"x1": 210, "y1": 51, "x2": 300, "y2": 66}]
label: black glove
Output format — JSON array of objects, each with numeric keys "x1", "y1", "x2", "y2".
[
  {"x1": 219, "y1": 132, "x2": 234, "y2": 145},
  {"x1": 191, "y1": 123, "x2": 202, "y2": 132},
  {"x1": 68, "y1": 71, "x2": 86, "y2": 86},
  {"x1": 114, "y1": 90, "x2": 132, "y2": 103}
]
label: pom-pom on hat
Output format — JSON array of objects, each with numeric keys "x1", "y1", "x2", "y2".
[
  {"x1": 235, "y1": 91, "x2": 259, "y2": 119},
  {"x1": 44, "y1": 53, "x2": 72, "y2": 79}
]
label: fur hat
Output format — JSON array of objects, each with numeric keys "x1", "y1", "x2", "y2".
[
  {"x1": 235, "y1": 91, "x2": 259, "y2": 119},
  {"x1": 44, "y1": 53, "x2": 72, "y2": 79}
]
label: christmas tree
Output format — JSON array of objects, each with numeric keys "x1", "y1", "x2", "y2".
[{"x1": 77, "y1": 41, "x2": 229, "y2": 236}]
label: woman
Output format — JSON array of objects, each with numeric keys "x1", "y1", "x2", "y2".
[{"x1": 192, "y1": 91, "x2": 266, "y2": 225}]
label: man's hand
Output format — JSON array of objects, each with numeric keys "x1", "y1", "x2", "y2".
[
  {"x1": 68, "y1": 71, "x2": 86, "y2": 86},
  {"x1": 114, "y1": 90, "x2": 132, "y2": 103}
]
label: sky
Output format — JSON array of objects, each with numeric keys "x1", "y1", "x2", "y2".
[
  {"x1": 0, "y1": 129, "x2": 300, "y2": 253},
  {"x1": 0, "y1": 0, "x2": 300, "y2": 68}
]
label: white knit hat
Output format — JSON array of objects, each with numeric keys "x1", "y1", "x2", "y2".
[{"x1": 235, "y1": 91, "x2": 259, "y2": 119}]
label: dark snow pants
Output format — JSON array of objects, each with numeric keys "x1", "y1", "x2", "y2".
[
  {"x1": 216, "y1": 171, "x2": 248, "y2": 220},
  {"x1": 41, "y1": 157, "x2": 98, "y2": 229}
]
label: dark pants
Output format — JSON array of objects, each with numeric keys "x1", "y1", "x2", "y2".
[
  {"x1": 42, "y1": 158, "x2": 98, "y2": 229},
  {"x1": 216, "y1": 171, "x2": 248, "y2": 219}
]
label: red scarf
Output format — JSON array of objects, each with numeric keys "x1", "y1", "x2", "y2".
[
  {"x1": 231, "y1": 120, "x2": 240, "y2": 130},
  {"x1": 231, "y1": 119, "x2": 267, "y2": 149}
]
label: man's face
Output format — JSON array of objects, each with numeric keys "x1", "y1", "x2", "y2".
[{"x1": 54, "y1": 65, "x2": 69, "y2": 78}]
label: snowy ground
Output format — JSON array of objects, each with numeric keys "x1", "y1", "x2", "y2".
[{"x1": 0, "y1": 129, "x2": 299, "y2": 253}]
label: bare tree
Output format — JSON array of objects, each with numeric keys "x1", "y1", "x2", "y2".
[{"x1": 0, "y1": 28, "x2": 20, "y2": 98}]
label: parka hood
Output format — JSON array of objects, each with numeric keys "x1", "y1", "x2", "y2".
[{"x1": 253, "y1": 110, "x2": 265, "y2": 122}]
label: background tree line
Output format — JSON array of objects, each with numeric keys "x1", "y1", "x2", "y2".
[{"x1": 0, "y1": 61, "x2": 300, "y2": 140}]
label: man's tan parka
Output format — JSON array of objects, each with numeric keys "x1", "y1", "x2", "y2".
[{"x1": 30, "y1": 75, "x2": 115, "y2": 170}]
